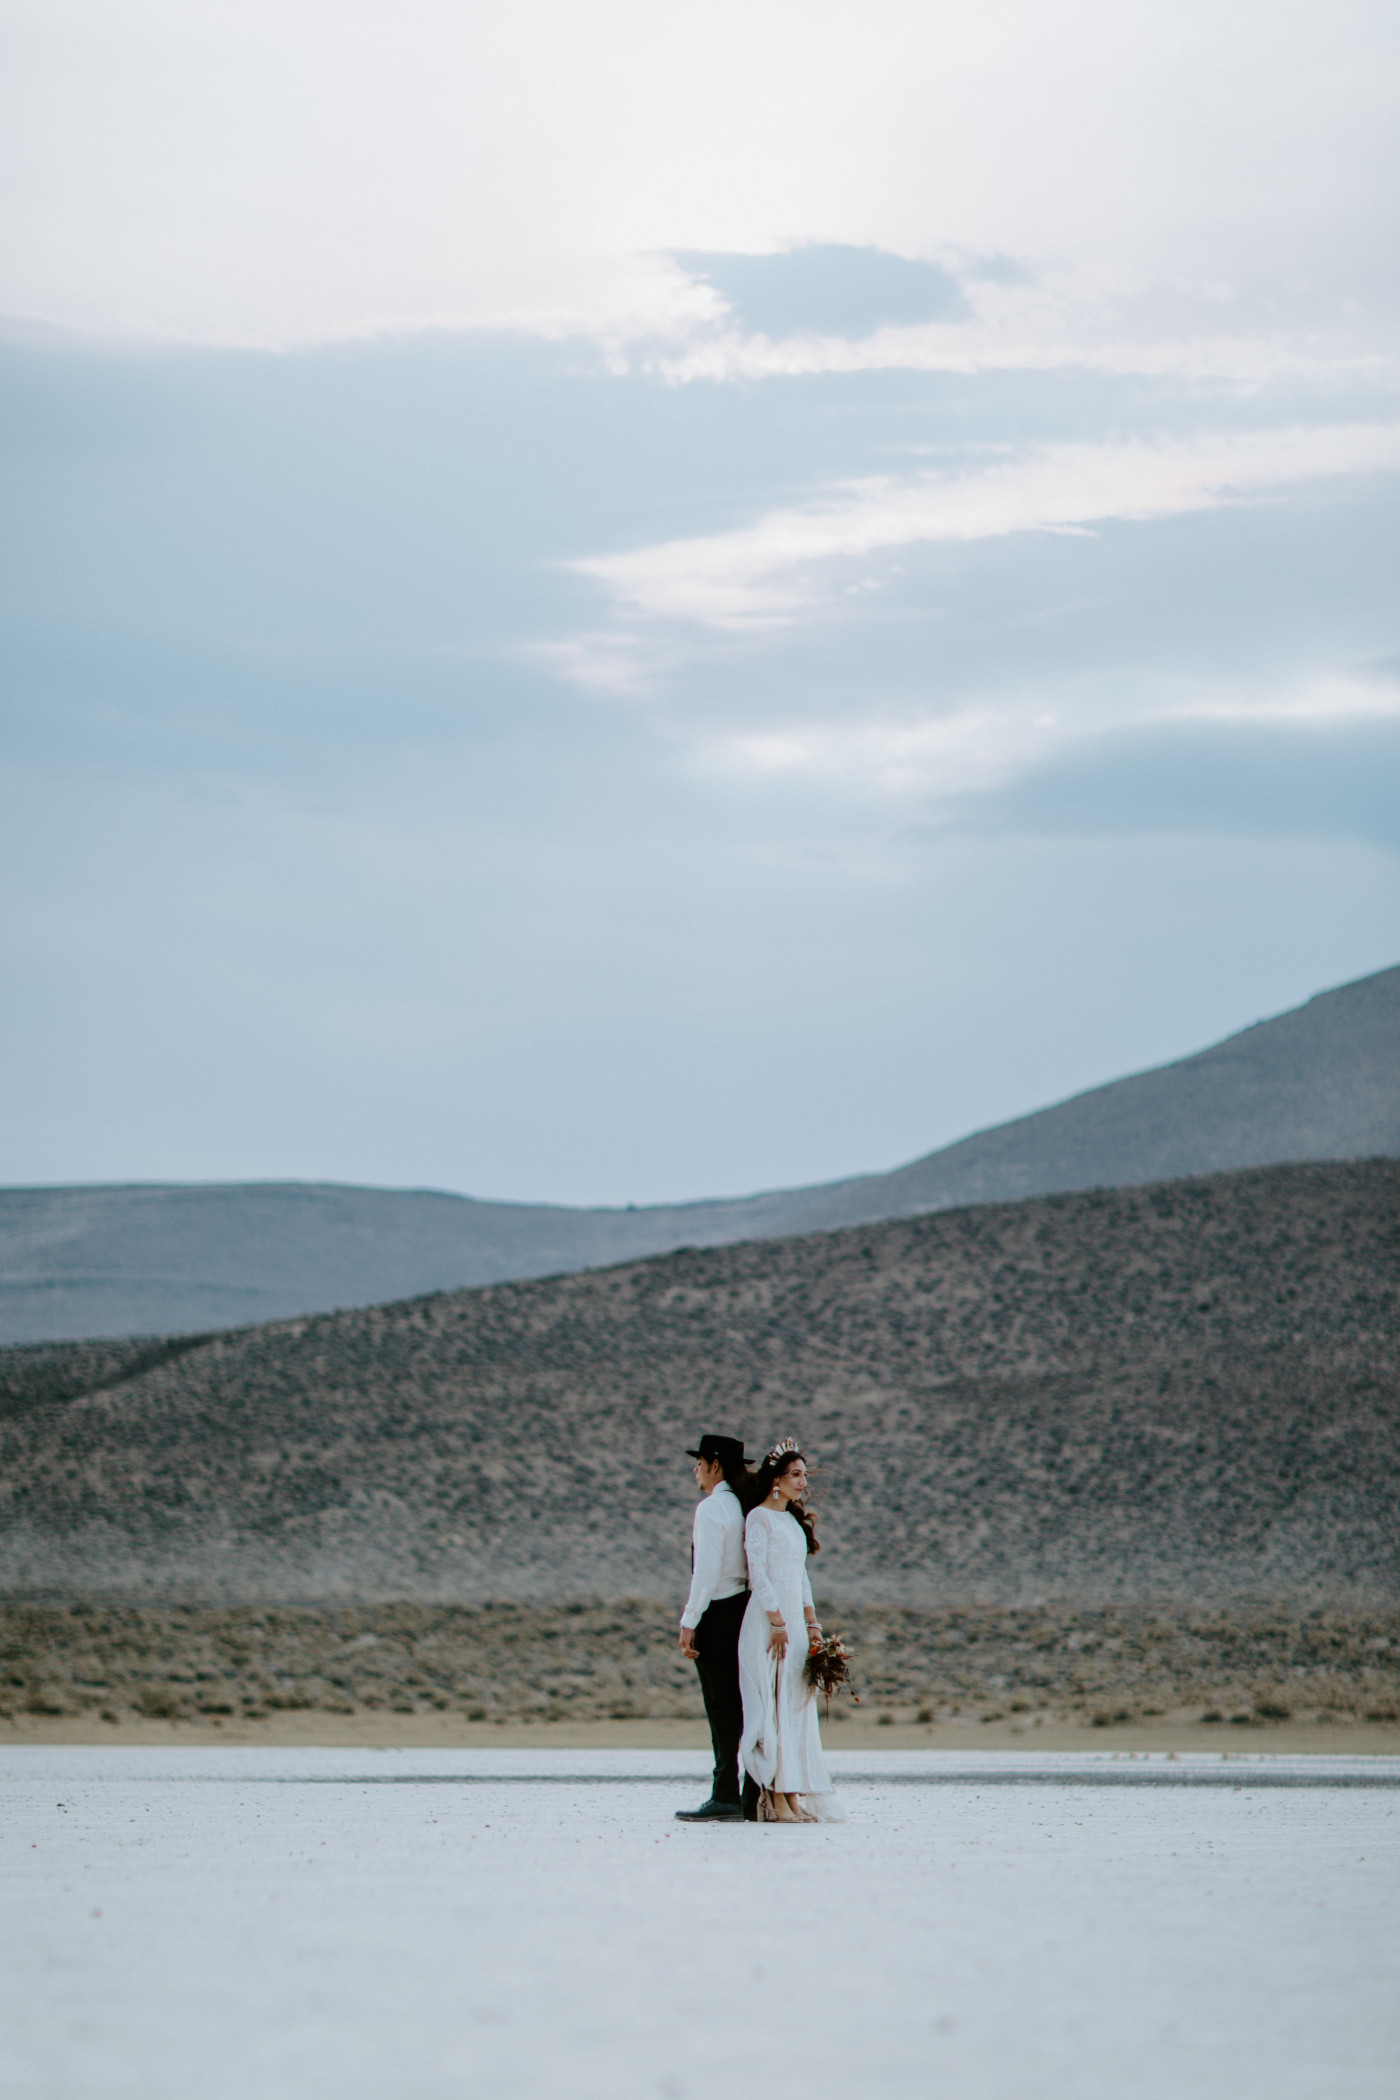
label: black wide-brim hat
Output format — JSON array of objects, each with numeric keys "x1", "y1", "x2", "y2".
[{"x1": 685, "y1": 1433, "x2": 746, "y2": 1467}]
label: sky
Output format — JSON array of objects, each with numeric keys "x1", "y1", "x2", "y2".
[{"x1": 2, "y1": 0, "x2": 1398, "y2": 1205}]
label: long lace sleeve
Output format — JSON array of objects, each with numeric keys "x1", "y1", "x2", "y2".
[
  {"x1": 802, "y1": 1559, "x2": 815, "y2": 1612},
  {"x1": 745, "y1": 1510, "x2": 779, "y2": 1612}
]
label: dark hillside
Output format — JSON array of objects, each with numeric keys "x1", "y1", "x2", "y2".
[{"x1": 0, "y1": 1160, "x2": 1395, "y2": 1608}]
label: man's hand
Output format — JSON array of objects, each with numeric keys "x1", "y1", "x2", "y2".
[{"x1": 679, "y1": 1625, "x2": 698, "y2": 1660}]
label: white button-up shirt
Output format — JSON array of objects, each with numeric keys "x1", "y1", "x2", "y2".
[{"x1": 680, "y1": 1480, "x2": 747, "y2": 1628}]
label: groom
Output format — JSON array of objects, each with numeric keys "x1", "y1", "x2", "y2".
[{"x1": 674, "y1": 1432, "x2": 750, "y2": 1823}]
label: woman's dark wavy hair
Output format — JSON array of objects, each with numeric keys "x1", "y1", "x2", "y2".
[{"x1": 745, "y1": 1446, "x2": 820, "y2": 1555}]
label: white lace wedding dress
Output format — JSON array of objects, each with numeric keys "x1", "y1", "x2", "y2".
[{"x1": 738, "y1": 1506, "x2": 846, "y2": 1820}]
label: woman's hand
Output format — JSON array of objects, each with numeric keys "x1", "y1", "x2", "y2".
[
  {"x1": 807, "y1": 1622, "x2": 823, "y2": 1654},
  {"x1": 767, "y1": 1615, "x2": 788, "y2": 1660}
]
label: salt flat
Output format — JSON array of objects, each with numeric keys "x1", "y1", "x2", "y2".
[{"x1": 3, "y1": 1750, "x2": 1397, "y2": 2100}]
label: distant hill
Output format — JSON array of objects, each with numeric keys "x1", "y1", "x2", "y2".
[
  {"x1": 2, "y1": 1160, "x2": 1395, "y2": 1608},
  {"x1": 1, "y1": 965, "x2": 1396, "y2": 1344}
]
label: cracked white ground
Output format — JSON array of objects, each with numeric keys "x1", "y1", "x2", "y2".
[{"x1": 3, "y1": 1750, "x2": 1397, "y2": 2100}]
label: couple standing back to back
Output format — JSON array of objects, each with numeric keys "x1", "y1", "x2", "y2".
[{"x1": 676, "y1": 1431, "x2": 845, "y2": 1824}]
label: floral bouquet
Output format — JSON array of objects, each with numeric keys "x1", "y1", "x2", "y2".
[{"x1": 804, "y1": 1633, "x2": 860, "y2": 1715}]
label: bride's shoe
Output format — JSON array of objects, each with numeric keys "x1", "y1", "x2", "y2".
[
  {"x1": 757, "y1": 1788, "x2": 779, "y2": 1822},
  {"x1": 770, "y1": 1792, "x2": 802, "y2": 1823}
]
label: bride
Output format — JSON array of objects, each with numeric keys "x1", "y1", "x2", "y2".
[{"x1": 738, "y1": 1439, "x2": 846, "y2": 1823}]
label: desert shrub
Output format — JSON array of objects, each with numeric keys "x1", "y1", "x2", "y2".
[{"x1": 135, "y1": 1685, "x2": 185, "y2": 1719}]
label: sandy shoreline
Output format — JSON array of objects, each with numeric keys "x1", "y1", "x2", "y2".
[{"x1": 6, "y1": 1709, "x2": 1400, "y2": 1754}]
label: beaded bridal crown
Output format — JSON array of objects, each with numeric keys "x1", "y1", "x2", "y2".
[{"x1": 767, "y1": 1436, "x2": 801, "y2": 1460}]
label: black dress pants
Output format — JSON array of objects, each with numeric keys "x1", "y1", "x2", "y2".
[{"x1": 692, "y1": 1590, "x2": 747, "y2": 1804}]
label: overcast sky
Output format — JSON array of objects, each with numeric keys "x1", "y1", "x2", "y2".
[{"x1": 2, "y1": 0, "x2": 1398, "y2": 1204}]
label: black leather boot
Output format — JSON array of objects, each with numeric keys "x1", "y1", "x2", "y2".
[{"x1": 674, "y1": 1797, "x2": 744, "y2": 1822}]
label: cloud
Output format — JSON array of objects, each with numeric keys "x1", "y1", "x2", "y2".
[
  {"x1": 694, "y1": 707, "x2": 1044, "y2": 799},
  {"x1": 672, "y1": 245, "x2": 969, "y2": 340},
  {"x1": 4, "y1": 321, "x2": 1399, "y2": 1201},
  {"x1": 648, "y1": 296, "x2": 1395, "y2": 389},
  {"x1": 691, "y1": 671, "x2": 1400, "y2": 807},
  {"x1": 973, "y1": 713, "x2": 1400, "y2": 849},
  {"x1": 2, "y1": 0, "x2": 1396, "y2": 357},
  {"x1": 519, "y1": 631, "x2": 660, "y2": 698},
  {"x1": 574, "y1": 423, "x2": 1400, "y2": 629}
]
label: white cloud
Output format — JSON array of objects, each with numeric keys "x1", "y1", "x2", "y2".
[
  {"x1": 0, "y1": 0, "x2": 1395, "y2": 350},
  {"x1": 692, "y1": 671, "x2": 1400, "y2": 806},
  {"x1": 696, "y1": 708, "x2": 1048, "y2": 799},
  {"x1": 573, "y1": 423, "x2": 1400, "y2": 629},
  {"x1": 648, "y1": 293, "x2": 1396, "y2": 391},
  {"x1": 518, "y1": 632, "x2": 660, "y2": 699}
]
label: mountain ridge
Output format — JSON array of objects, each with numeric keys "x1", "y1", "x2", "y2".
[{"x1": 2, "y1": 963, "x2": 1396, "y2": 1343}]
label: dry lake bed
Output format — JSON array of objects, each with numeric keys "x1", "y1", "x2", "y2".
[{"x1": 3, "y1": 1748, "x2": 1397, "y2": 2100}]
